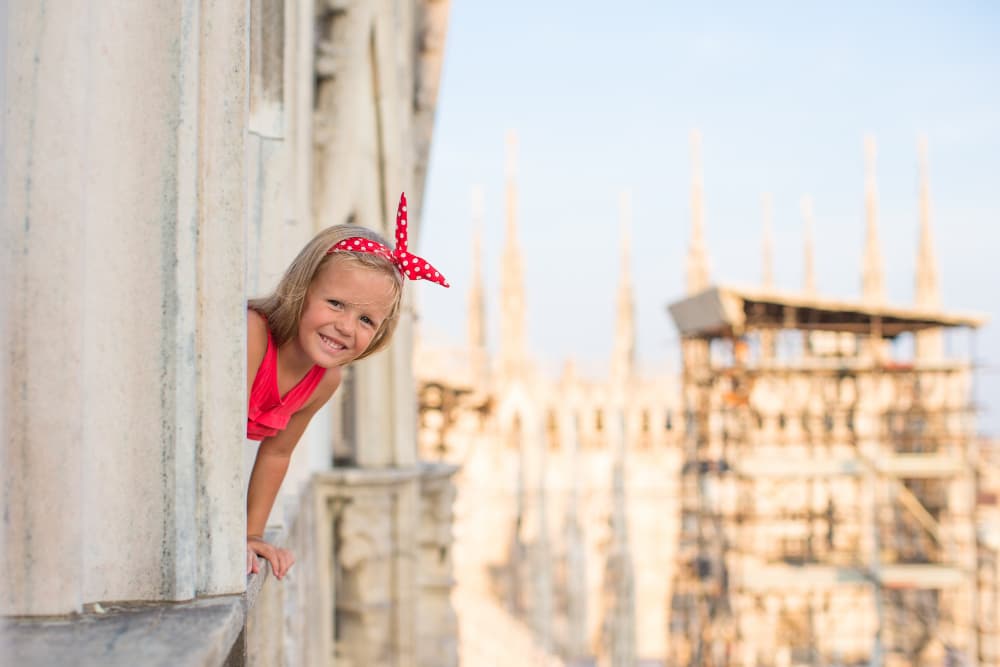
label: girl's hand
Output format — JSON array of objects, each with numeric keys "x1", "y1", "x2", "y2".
[
  {"x1": 247, "y1": 543, "x2": 259, "y2": 575},
  {"x1": 247, "y1": 535, "x2": 295, "y2": 580}
]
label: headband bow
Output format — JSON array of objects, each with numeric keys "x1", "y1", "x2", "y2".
[{"x1": 327, "y1": 193, "x2": 450, "y2": 288}]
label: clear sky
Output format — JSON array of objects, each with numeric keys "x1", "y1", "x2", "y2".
[{"x1": 417, "y1": 1, "x2": 1000, "y2": 434}]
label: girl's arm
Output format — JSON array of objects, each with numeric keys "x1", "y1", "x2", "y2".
[{"x1": 246, "y1": 368, "x2": 341, "y2": 578}]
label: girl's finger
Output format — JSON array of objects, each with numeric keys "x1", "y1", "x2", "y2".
[{"x1": 277, "y1": 549, "x2": 291, "y2": 579}]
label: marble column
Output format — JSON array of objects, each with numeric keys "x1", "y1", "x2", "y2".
[{"x1": 3, "y1": 0, "x2": 248, "y2": 615}]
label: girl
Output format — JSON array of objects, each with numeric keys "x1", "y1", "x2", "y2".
[{"x1": 245, "y1": 192, "x2": 448, "y2": 579}]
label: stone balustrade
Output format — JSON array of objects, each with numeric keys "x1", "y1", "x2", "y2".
[
  {"x1": 1, "y1": 526, "x2": 279, "y2": 666},
  {"x1": 2, "y1": 463, "x2": 460, "y2": 666}
]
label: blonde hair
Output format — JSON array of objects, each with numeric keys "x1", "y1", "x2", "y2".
[{"x1": 249, "y1": 225, "x2": 404, "y2": 361}]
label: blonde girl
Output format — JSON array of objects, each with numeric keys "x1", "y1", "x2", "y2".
[{"x1": 245, "y1": 193, "x2": 448, "y2": 578}]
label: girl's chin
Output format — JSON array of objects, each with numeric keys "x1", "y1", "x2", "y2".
[
  {"x1": 313, "y1": 351, "x2": 345, "y2": 367},
  {"x1": 314, "y1": 347, "x2": 355, "y2": 368}
]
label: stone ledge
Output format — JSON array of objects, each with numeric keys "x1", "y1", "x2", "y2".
[
  {"x1": 312, "y1": 463, "x2": 460, "y2": 492},
  {"x1": 1, "y1": 530, "x2": 281, "y2": 667},
  {"x1": 1, "y1": 595, "x2": 245, "y2": 667},
  {"x1": 315, "y1": 464, "x2": 424, "y2": 488},
  {"x1": 419, "y1": 461, "x2": 460, "y2": 481}
]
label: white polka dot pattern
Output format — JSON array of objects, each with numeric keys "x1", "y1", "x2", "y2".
[{"x1": 327, "y1": 192, "x2": 450, "y2": 288}]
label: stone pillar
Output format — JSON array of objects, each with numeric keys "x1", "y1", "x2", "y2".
[
  {"x1": 562, "y1": 412, "x2": 589, "y2": 659},
  {"x1": 4, "y1": 1, "x2": 89, "y2": 615},
  {"x1": 914, "y1": 136, "x2": 943, "y2": 361},
  {"x1": 3, "y1": 0, "x2": 248, "y2": 615},
  {"x1": 467, "y1": 187, "x2": 490, "y2": 391},
  {"x1": 195, "y1": 0, "x2": 253, "y2": 599},
  {"x1": 326, "y1": 468, "x2": 424, "y2": 667},
  {"x1": 530, "y1": 416, "x2": 554, "y2": 651},
  {"x1": 686, "y1": 129, "x2": 711, "y2": 294},
  {"x1": 417, "y1": 463, "x2": 459, "y2": 667},
  {"x1": 861, "y1": 135, "x2": 886, "y2": 305},
  {"x1": 334, "y1": 482, "x2": 396, "y2": 666},
  {"x1": 0, "y1": 0, "x2": 8, "y2": 621},
  {"x1": 599, "y1": 408, "x2": 637, "y2": 667}
]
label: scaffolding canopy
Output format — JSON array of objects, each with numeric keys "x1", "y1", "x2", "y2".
[{"x1": 668, "y1": 284, "x2": 987, "y2": 339}]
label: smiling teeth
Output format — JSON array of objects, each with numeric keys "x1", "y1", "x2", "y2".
[{"x1": 320, "y1": 334, "x2": 345, "y2": 351}]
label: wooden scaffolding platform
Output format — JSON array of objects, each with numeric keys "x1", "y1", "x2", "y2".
[{"x1": 667, "y1": 285, "x2": 988, "y2": 667}]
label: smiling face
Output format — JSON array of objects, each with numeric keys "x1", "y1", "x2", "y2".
[{"x1": 294, "y1": 257, "x2": 397, "y2": 368}]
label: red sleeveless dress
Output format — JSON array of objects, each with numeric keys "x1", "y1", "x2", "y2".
[{"x1": 247, "y1": 325, "x2": 327, "y2": 441}]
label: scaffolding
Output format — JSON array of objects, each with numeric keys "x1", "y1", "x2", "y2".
[{"x1": 667, "y1": 285, "x2": 988, "y2": 667}]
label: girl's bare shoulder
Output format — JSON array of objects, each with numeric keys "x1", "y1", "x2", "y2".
[
  {"x1": 247, "y1": 308, "x2": 269, "y2": 371},
  {"x1": 248, "y1": 308, "x2": 268, "y2": 339}
]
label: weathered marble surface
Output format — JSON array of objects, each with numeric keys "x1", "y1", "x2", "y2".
[
  {"x1": 4, "y1": 0, "x2": 457, "y2": 662},
  {"x1": 3, "y1": 0, "x2": 248, "y2": 616},
  {"x1": 2, "y1": 595, "x2": 247, "y2": 667}
]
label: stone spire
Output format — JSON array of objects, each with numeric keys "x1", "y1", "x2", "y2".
[
  {"x1": 862, "y1": 135, "x2": 886, "y2": 304},
  {"x1": 915, "y1": 136, "x2": 941, "y2": 309},
  {"x1": 599, "y1": 409, "x2": 636, "y2": 667},
  {"x1": 686, "y1": 129, "x2": 711, "y2": 294},
  {"x1": 801, "y1": 195, "x2": 817, "y2": 295},
  {"x1": 611, "y1": 191, "x2": 636, "y2": 392},
  {"x1": 504, "y1": 415, "x2": 526, "y2": 613},
  {"x1": 761, "y1": 192, "x2": 774, "y2": 289},
  {"x1": 915, "y1": 136, "x2": 943, "y2": 360},
  {"x1": 500, "y1": 131, "x2": 527, "y2": 381},
  {"x1": 467, "y1": 186, "x2": 490, "y2": 388}
]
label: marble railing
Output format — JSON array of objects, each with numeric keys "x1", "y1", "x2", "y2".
[
  {"x1": 1, "y1": 554, "x2": 269, "y2": 666},
  {"x1": 2, "y1": 518, "x2": 297, "y2": 665},
  {"x1": 2, "y1": 463, "x2": 459, "y2": 667}
]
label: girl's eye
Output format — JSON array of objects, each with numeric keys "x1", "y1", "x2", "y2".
[
  {"x1": 327, "y1": 299, "x2": 343, "y2": 309},
  {"x1": 360, "y1": 315, "x2": 375, "y2": 327}
]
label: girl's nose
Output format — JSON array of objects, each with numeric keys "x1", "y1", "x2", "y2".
[{"x1": 333, "y1": 313, "x2": 354, "y2": 337}]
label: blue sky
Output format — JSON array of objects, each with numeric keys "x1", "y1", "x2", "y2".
[{"x1": 417, "y1": 1, "x2": 1000, "y2": 434}]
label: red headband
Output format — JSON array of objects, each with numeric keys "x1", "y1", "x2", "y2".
[{"x1": 327, "y1": 192, "x2": 450, "y2": 288}]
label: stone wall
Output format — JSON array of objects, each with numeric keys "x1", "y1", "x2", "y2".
[
  {"x1": 3, "y1": 0, "x2": 456, "y2": 664},
  {"x1": 4, "y1": 0, "x2": 249, "y2": 614}
]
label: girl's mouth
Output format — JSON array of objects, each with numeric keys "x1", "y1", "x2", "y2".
[{"x1": 319, "y1": 333, "x2": 346, "y2": 353}]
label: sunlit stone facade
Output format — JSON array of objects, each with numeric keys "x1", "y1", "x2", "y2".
[
  {"x1": 416, "y1": 136, "x2": 683, "y2": 666},
  {"x1": 4, "y1": 1, "x2": 457, "y2": 665}
]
